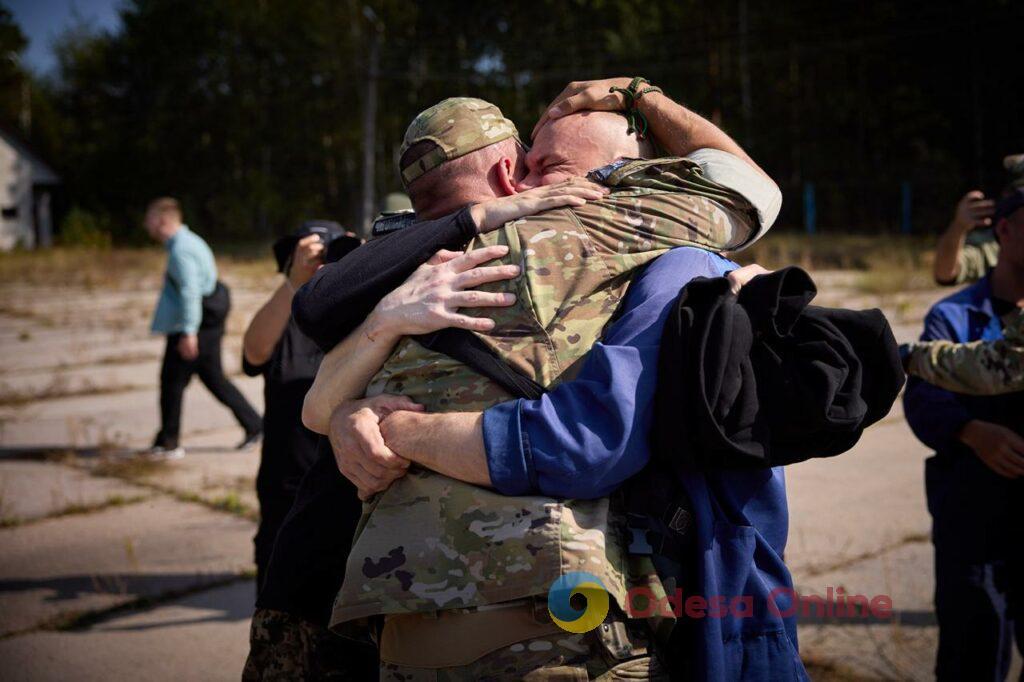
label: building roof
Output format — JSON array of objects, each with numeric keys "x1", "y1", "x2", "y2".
[{"x1": 0, "y1": 120, "x2": 60, "y2": 185}]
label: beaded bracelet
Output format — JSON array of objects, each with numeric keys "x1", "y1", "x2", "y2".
[{"x1": 609, "y1": 77, "x2": 663, "y2": 139}]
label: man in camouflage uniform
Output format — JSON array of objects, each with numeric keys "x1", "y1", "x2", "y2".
[
  {"x1": 302, "y1": 91, "x2": 779, "y2": 679},
  {"x1": 933, "y1": 154, "x2": 1023, "y2": 286},
  {"x1": 904, "y1": 308, "x2": 1023, "y2": 395}
]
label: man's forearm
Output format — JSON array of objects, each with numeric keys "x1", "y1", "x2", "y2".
[
  {"x1": 382, "y1": 411, "x2": 491, "y2": 487},
  {"x1": 293, "y1": 209, "x2": 476, "y2": 352},
  {"x1": 243, "y1": 282, "x2": 293, "y2": 366},
  {"x1": 301, "y1": 313, "x2": 402, "y2": 434},
  {"x1": 640, "y1": 92, "x2": 767, "y2": 178},
  {"x1": 933, "y1": 220, "x2": 969, "y2": 284}
]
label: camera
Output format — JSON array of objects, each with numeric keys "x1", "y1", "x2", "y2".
[{"x1": 273, "y1": 220, "x2": 362, "y2": 272}]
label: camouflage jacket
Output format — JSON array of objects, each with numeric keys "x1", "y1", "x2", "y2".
[
  {"x1": 906, "y1": 308, "x2": 1023, "y2": 395},
  {"x1": 952, "y1": 228, "x2": 1000, "y2": 285},
  {"x1": 331, "y1": 156, "x2": 763, "y2": 627}
]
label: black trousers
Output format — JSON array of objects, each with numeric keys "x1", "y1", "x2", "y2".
[
  {"x1": 155, "y1": 330, "x2": 262, "y2": 448},
  {"x1": 254, "y1": 430, "x2": 320, "y2": 594},
  {"x1": 254, "y1": 490, "x2": 293, "y2": 593},
  {"x1": 927, "y1": 452, "x2": 1023, "y2": 681},
  {"x1": 257, "y1": 439, "x2": 364, "y2": 627}
]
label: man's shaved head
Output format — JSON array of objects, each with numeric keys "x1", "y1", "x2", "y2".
[
  {"x1": 399, "y1": 97, "x2": 527, "y2": 220},
  {"x1": 405, "y1": 137, "x2": 526, "y2": 219},
  {"x1": 519, "y1": 112, "x2": 655, "y2": 190}
]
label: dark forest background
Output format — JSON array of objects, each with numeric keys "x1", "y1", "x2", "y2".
[{"x1": 1, "y1": 0, "x2": 1021, "y2": 243}]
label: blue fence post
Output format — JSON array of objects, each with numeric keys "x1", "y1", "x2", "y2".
[
  {"x1": 900, "y1": 181, "x2": 912, "y2": 234},
  {"x1": 803, "y1": 182, "x2": 816, "y2": 235}
]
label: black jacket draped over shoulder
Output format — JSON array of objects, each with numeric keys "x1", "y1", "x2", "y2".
[{"x1": 652, "y1": 266, "x2": 905, "y2": 470}]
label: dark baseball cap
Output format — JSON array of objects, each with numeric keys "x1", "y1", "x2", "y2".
[
  {"x1": 993, "y1": 188, "x2": 1024, "y2": 225},
  {"x1": 272, "y1": 220, "x2": 346, "y2": 272}
]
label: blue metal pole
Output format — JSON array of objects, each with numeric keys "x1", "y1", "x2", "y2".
[
  {"x1": 803, "y1": 182, "x2": 816, "y2": 235},
  {"x1": 900, "y1": 181, "x2": 912, "y2": 234}
]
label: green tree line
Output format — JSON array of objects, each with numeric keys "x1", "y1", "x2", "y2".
[{"x1": 1, "y1": 0, "x2": 1021, "y2": 243}]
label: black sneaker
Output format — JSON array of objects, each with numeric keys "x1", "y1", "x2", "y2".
[{"x1": 237, "y1": 430, "x2": 262, "y2": 450}]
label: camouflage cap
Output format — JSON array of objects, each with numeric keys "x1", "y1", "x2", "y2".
[
  {"x1": 399, "y1": 97, "x2": 520, "y2": 187},
  {"x1": 381, "y1": 192, "x2": 412, "y2": 213},
  {"x1": 1005, "y1": 153, "x2": 1024, "y2": 188}
]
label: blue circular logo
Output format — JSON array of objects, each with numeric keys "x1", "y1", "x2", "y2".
[{"x1": 547, "y1": 571, "x2": 610, "y2": 633}]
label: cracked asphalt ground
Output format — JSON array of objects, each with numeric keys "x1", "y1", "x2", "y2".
[{"x1": 0, "y1": 262, "x2": 1019, "y2": 681}]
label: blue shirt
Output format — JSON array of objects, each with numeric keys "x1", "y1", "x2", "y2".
[
  {"x1": 150, "y1": 225, "x2": 218, "y2": 335},
  {"x1": 483, "y1": 247, "x2": 806, "y2": 680},
  {"x1": 904, "y1": 275, "x2": 1008, "y2": 452},
  {"x1": 483, "y1": 247, "x2": 735, "y2": 498}
]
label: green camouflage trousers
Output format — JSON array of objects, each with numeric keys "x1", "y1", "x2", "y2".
[
  {"x1": 243, "y1": 608, "x2": 377, "y2": 681},
  {"x1": 380, "y1": 624, "x2": 667, "y2": 681},
  {"x1": 246, "y1": 609, "x2": 665, "y2": 680}
]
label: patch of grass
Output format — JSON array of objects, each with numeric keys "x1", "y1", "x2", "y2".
[
  {"x1": 43, "y1": 449, "x2": 84, "y2": 465},
  {"x1": 851, "y1": 268, "x2": 937, "y2": 295},
  {"x1": 54, "y1": 494, "x2": 149, "y2": 518},
  {"x1": 0, "y1": 378, "x2": 143, "y2": 408},
  {"x1": 0, "y1": 247, "x2": 275, "y2": 289},
  {"x1": 0, "y1": 494, "x2": 150, "y2": 529},
  {"x1": 730, "y1": 233, "x2": 942, "y2": 296},
  {"x1": 90, "y1": 455, "x2": 171, "y2": 480},
  {"x1": 174, "y1": 490, "x2": 258, "y2": 521},
  {"x1": 208, "y1": 492, "x2": 248, "y2": 516},
  {"x1": 86, "y1": 457, "x2": 258, "y2": 522},
  {"x1": 733, "y1": 233, "x2": 934, "y2": 272},
  {"x1": 0, "y1": 515, "x2": 22, "y2": 528},
  {"x1": 0, "y1": 304, "x2": 41, "y2": 320}
]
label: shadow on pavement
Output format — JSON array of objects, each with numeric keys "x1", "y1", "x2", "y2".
[
  {"x1": 0, "y1": 446, "x2": 132, "y2": 461},
  {"x1": 97, "y1": 580, "x2": 255, "y2": 632},
  {"x1": 0, "y1": 572, "x2": 243, "y2": 605}
]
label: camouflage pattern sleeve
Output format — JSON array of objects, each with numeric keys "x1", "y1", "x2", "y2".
[
  {"x1": 905, "y1": 309, "x2": 1024, "y2": 395},
  {"x1": 578, "y1": 157, "x2": 760, "y2": 277},
  {"x1": 953, "y1": 229, "x2": 1000, "y2": 284}
]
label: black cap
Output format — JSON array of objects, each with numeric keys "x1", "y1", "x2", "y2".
[
  {"x1": 272, "y1": 220, "x2": 345, "y2": 272},
  {"x1": 993, "y1": 188, "x2": 1024, "y2": 225}
]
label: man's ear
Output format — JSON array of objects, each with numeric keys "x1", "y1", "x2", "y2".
[
  {"x1": 494, "y1": 156, "x2": 518, "y2": 196},
  {"x1": 994, "y1": 217, "x2": 1007, "y2": 244}
]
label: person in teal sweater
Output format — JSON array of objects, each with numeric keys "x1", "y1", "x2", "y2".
[{"x1": 145, "y1": 197, "x2": 261, "y2": 459}]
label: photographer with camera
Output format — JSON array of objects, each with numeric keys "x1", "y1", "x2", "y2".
[{"x1": 242, "y1": 220, "x2": 361, "y2": 593}]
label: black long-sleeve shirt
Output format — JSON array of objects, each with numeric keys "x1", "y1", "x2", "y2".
[{"x1": 292, "y1": 208, "x2": 477, "y2": 351}]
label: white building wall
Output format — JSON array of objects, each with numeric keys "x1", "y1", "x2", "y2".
[
  {"x1": 0, "y1": 133, "x2": 59, "y2": 251},
  {"x1": 0, "y1": 134, "x2": 32, "y2": 250}
]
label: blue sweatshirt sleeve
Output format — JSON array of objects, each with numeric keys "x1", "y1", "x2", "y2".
[
  {"x1": 483, "y1": 248, "x2": 734, "y2": 499},
  {"x1": 167, "y1": 247, "x2": 204, "y2": 334},
  {"x1": 903, "y1": 305, "x2": 973, "y2": 452}
]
